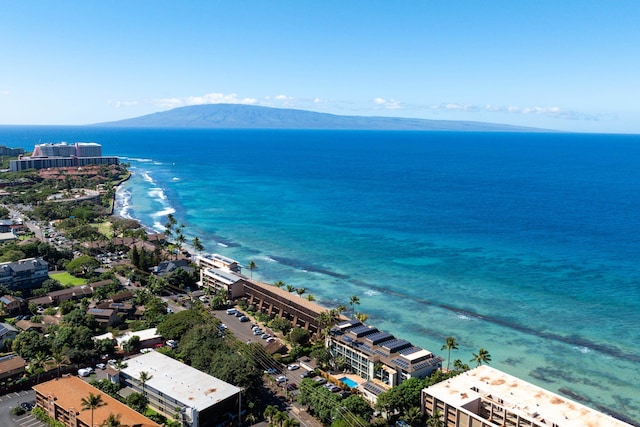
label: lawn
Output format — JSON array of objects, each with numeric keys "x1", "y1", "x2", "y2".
[
  {"x1": 49, "y1": 272, "x2": 87, "y2": 286},
  {"x1": 93, "y1": 221, "x2": 114, "y2": 238}
]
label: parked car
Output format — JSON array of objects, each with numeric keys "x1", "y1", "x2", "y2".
[
  {"x1": 77, "y1": 368, "x2": 91, "y2": 377},
  {"x1": 286, "y1": 383, "x2": 298, "y2": 391},
  {"x1": 265, "y1": 368, "x2": 279, "y2": 375},
  {"x1": 276, "y1": 375, "x2": 287, "y2": 384},
  {"x1": 20, "y1": 402, "x2": 33, "y2": 411},
  {"x1": 239, "y1": 316, "x2": 250, "y2": 322},
  {"x1": 96, "y1": 363, "x2": 106, "y2": 370},
  {"x1": 166, "y1": 340, "x2": 178, "y2": 348},
  {"x1": 314, "y1": 377, "x2": 327, "y2": 385},
  {"x1": 234, "y1": 311, "x2": 244, "y2": 317},
  {"x1": 266, "y1": 337, "x2": 276, "y2": 343},
  {"x1": 253, "y1": 329, "x2": 264, "y2": 335},
  {"x1": 226, "y1": 308, "x2": 237, "y2": 315},
  {"x1": 261, "y1": 333, "x2": 271, "y2": 340},
  {"x1": 301, "y1": 370, "x2": 317, "y2": 378},
  {"x1": 287, "y1": 364, "x2": 300, "y2": 371}
]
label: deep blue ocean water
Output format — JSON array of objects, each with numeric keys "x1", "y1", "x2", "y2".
[{"x1": 2, "y1": 126, "x2": 639, "y2": 422}]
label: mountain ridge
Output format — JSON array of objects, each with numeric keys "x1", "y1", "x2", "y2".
[{"x1": 94, "y1": 104, "x2": 550, "y2": 132}]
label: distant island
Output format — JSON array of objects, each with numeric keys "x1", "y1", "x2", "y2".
[{"x1": 94, "y1": 104, "x2": 548, "y2": 132}]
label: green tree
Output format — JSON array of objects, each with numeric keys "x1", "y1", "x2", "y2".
[
  {"x1": 192, "y1": 237, "x2": 204, "y2": 254},
  {"x1": 273, "y1": 280, "x2": 285, "y2": 288},
  {"x1": 247, "y1": 260, "x2": 258, "y2": 279},
  {"x1": 156, "y1": 309, "x2": 205, "y2": 340},
  {"x1": 441, "y1": 336, "x2": 459, "y2": 371},
  {"x1": 471, "y1": 347, "x2": 491, "y2": 367},
  {"x1": 81, "y1": 392, "x2": 105, "y2": 427},
  {"x1": 354, "y1": 312, "x2": 368, "y2": 323},
  {"x1": 426, "y1": 408, "x2": 444, "y2": 427},
  {"x1": 66, "y1": 255, "x2": 100, "y2": 277},
  {"x1": 295, "y1": 287, "x2": 306, "y2": 297},
  {"x1": 139, "y1": 370, "x2": 153, "y2": 396},
  {"x1": 101, "y1": 413, "x2": 122, "y2": 427},
  {"x1": 29, "y1": 351, "x2": 50, "y2": 384},
  {"x1": 349, "y1": 295, "x2": 360, "y2": 316},
  {"x1": 125, "y1": 392, "x2": 148, "y2": 413},
  {"x1": 288, "y1": 328, "x2": 310, "y2": 346}
]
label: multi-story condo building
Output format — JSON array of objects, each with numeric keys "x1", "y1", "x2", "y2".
[
  {"x1": 119, "y1": 351, "x2": 242, "y2": 427},
  {"x1": 31, "y1": 142, "x2": 102, "y2": 157},
  {"x1": 33, "y1": 376, "x2": 160, "y2": 427},
  {"x1": 421, "y1": 365, "x2": 633, "y2": 427},
  {"x1": 10, "y1": 141, "x2": 118, "y2": 171},
  {"x1": 328, "y1": 319, "x2": 442, "y2": 402},
  {"x1": 0, "y1": 257, "x2": 48, "y2": 290},
  {"x1": 196, "y1": 254, "x2": 246, "y2": 299}
]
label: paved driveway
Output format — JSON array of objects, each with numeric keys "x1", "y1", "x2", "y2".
[{"x1": 0, "y1": 390, "x2": 46, "y2": 427}]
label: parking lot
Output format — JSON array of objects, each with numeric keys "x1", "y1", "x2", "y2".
[{"x1": 0, "y1": 390, "x2": 45, "y2": 427}]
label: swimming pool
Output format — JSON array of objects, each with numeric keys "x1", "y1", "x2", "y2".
[{"x1": 339, "y1": 377, "x2": 358, "y2": 388}]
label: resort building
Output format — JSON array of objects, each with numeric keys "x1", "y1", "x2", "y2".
[
  {"x1": 243, "y1": 280, "x2": 329, "y2": 335},
  {"x1": 328, "y1": 319, "x2": 442, "y2": 402},
  {"x1": 10, "y1": 141, "x2": 118, "y2": 172},
  {"x1": 421, "y1": 365, "x2": 633, "y2": 427},
  {"x1": 0, "y1": 145, "x2": 25, "y2": 157},
  {"x1": 196, "y1": 253, "x2": 246, "y2": 299},
  {"x1": 196, "y1": 253, "x2": 242, "y2": 273},
  {"x1": 33, "y1": 376, "x2": 160, "y2": 427},
  {"x1": 10, "y1": 155, "x2": 119, "y2": 172},
  {"x1": 31, "y1": 142, "x2": 102, "y2": 157},
  {"x1": 118, "y1": 351, "x2": 242, "y2": 427},
  {"x1": 0, "y1": 257, "x2": 49, "y2": 290},
  {"x1": 0, "y1": 294, "x2": 26, "y2": 314}
]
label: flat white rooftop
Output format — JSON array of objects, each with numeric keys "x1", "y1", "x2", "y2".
[
  {"x1": 424, "y1": 365, "x2": 632, "y2": 427},
  {"x1": 122, "y1": 351, "x2": 241, "y2": 411}
]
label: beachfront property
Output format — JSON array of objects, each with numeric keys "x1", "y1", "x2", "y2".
[
  {"x1": 421, "y1": 365, "x2": 633, "y2": 427},
  {"x1": 196, "y1": 253, "x2": 246, "y2": 299},
  {"x1": 328, "y1": 319, "x2": 442, "y2": 402},
  {"x1": 243, "y1": 280, "x2": 329, "y2": 335},
  {"x1": 33, "y1": 375, "x2": 160, "y2": 427},
  {"x1": 118, "y1": 351, "x2": 242, "y2": 427},
  {"x1": 10, "y1": 141, "x2": 118, "y2": 172},
  {"x1": 0, "y1": 145, "x2": 25, "y2": 157},
  {"x1": 0, "y1": 257, "x2": 49, "y2": 290}
]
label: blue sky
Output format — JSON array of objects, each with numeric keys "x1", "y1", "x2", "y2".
[{"x1": 1, "y1": 1, "x2": 639, "y2": 133}]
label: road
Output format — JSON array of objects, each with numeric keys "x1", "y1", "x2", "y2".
[{"x1": 0, "y1": 390, "x2": 45, "y2": 427}]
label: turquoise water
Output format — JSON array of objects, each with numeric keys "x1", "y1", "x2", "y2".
[
  {"x1": 1, "y1": 126, "x2": 639, "y2": 423},
  {"x1": 339, "y1": 377, "x2": 359, "y2": 389}
]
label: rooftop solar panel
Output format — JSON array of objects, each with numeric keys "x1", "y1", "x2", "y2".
[
  {"x1": 381, "y1": 339, "x2": 411, "y2": 353},
  {"x1": 366, "y1": 331, "x2": 394, "y2": 345}
]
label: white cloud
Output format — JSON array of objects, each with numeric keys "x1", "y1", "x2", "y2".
[
  {"x1": 275, "y1": 94, "x2": 293, "y2": 101},
  {"x1": 108, "y1": 99, "x2": 139, "y2": 108},
  {"x1": 372, "y1": 98, "x2": 402, "y2": 109},
  {"x1": 0, "y1": 90, "x2": 9, "y2": 96},
  {"x1": 429, "y1": 102, "x2": 598, "y2": 121},
  {"x1": 151, "y1": 92, "x2": 258, "y2": 109}
]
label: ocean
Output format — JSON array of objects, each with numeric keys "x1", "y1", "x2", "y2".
[{"x1": 2, "y1": 126, "x2": 639, "y2": 423}]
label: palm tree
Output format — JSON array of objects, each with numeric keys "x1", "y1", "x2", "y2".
[
  {"x1": 295, "y1": 287, "x2": 306, "y2": 297},
  {"x1": 273, "y1": 280, "x2": 285, "y2": 288},
  {"x1": 426, "y1": 409, "x2": 444, "y2": 427},
  {"x1": 405, "y1": 406, "x2": 423, "y2": 426},
  {"x1": 247, "y1": 261, "x2": 258, "y2": 279},
  {"x1": 101, "y1": 413, "x2": 122, "y2": 427},
  {"x1": 286, "y1": 284, "x2": 295, "y2": 293},
  {"x1": 306, "y1": 294, "x2": 316, "y2": 302},
  {"x1": 51, "y1": 350, "x2": 69, "y2": 378},
  {"x1": 441, "y1": 336, "x2": 459, "y2": 371},
  {"x1": 192, "y1": 237, "x2": 204, "y2": 254},
  {"x1": 139, "y1": 370, "x2": 153, "y2": 396},
  {"x1": 349, "y1": 295, "x2": 360, "y2": 316},
  {"x1": 355, "y1": 312, "x2": 369, "y2": 323},
  {"x1": 113, "y1": 360, "x2": 128, "y2": 372},
  {"x1": 30, "y1": 351, "x2": 49, "y2": 384},
  {"x1": 264, "y1": 405, "x2": 279, "y2": 425},
  {"x1": 471, "y1": 347, "x2": 492, "y2": 367},
  {"x1": 81, "y1": 392, "x2": 105, "y2": 427}
]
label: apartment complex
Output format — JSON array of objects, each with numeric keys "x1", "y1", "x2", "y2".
[
  {"x1": 32, "y1": 142, "x2": 102, "y2": 157},
  {"x1": 33, "y1": 376, "x2": 160, "y2": 427},
  {"x1": 328, "y1": 319, "x2": 442, "y2": 400},
  {"x1": 0, "y1": 145, "x2": 24, "y2": 157},
  {"x1": 196, "y1": 254, "x2": 246, "y2": 299},
  {"x1": 119, "y1": 351, "x2": 242, "y2": 427},
  {"x1": 421, "y1": 365, "x2": 633, "y2": 427},
  {"x1": 10, "y1": 141, "x2": 118, "y2": 171},
  {"x1": 0, "y1": 257, "x2": 49, "y2": 290}
]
